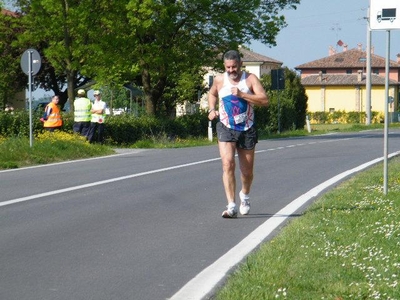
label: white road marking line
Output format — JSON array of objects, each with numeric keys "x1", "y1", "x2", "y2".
[
  {"x1": 0, "y1": 150, "x2": 143, "y2": 174},
  {"x1": 0, "y1": 157, "x2": 221, "y2": 207},
  {"x1": 0, "y1": 135, "x2": 367, "y2": 207},
  {"x1": 0, "y1": 133, "x2": 375, "y2": 207}
]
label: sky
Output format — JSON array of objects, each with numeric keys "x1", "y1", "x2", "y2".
[{"x1": 248, "y1": 0, "x2": 400, "y2": 69}]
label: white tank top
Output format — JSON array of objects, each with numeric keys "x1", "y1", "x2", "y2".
[{"x1": 218, "y1": 72, "x2": 254, "y2": 131}]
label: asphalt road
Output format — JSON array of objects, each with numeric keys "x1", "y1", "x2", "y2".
[{"x1": 1, "y1": 129, "x2": 400, "y2": 300}]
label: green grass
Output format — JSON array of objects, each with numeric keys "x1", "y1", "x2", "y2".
[
  {"x1": 213, "y1": 157, "x2": 400, "y2": 300},
  {"x1": 131, "y1": 134, "x2": 215, "y2": 148},
  {"x1": 0, "y1": 131, "x2": 114, "y2": 169}
]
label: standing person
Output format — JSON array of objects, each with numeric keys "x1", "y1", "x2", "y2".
[
  {"x1": 208, "y1": 50, "x2": 269, "y2": 218},
  {"x1": 73, "y1": 89, "x2": 92, "y2": 137},
  {"x1": 41, "y1": 95, "x2": 63, "y2": 132},
  {"x1": 87, "y1": 90, "x2": 107, "y2": 144}
]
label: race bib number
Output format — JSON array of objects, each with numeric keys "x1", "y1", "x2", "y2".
[{"x1": 234, "y1": 112, "x2": 247, "y2": 124}]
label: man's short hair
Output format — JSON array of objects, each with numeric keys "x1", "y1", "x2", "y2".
[{"x1": 223, "y1": 50, "x2": 241, "y2": 62}]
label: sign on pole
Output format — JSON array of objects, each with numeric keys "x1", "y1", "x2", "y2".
[
  {"x1": 20, "y1": 49, "x2": 41, "y2": 76},
  {"x1": 370, "y1": 0, "x2": 400, "y2": 30},
  {"x1": 369, "y1": 0, "x2": 400, "y2": 194},
  {"x1": 20, "y1": 49, "x2": 42, "y2": 147},
  {"x1": 271, "y1": 69, "x2": 285, "y2": 133}
]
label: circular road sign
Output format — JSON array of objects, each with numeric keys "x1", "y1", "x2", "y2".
[{"x1": 20, "y1": 49, "x2": 42, "y2": 76}]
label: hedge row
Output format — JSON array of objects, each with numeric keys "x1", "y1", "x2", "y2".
[
  {"x1": 1, "y1": 109, "x2": 386, "y2": 146},
  {"x1": 0, "y1": 111, "x2": 210, "y2": 145},
  {"x1": 308, "y1": 111, "x2": 384, "y2": 124}
]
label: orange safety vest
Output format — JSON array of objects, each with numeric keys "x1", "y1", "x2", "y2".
[{"x1": 44, "y1": 102, "x2": 63, "y2": 128}]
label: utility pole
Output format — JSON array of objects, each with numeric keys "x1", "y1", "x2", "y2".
[{"x1": 365, "y1": 10, "x2": 372, "y2": 125}]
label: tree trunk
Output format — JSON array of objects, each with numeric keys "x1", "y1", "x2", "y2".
[
  {"x1": 67, "y1": 70, "x2": 76, "y2": 111},
  {"x1": 142, "y1": 69, "x2": 155, "y2": 116}
]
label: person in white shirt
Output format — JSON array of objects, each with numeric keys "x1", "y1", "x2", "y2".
[
  {"x1": 87, "y1": 90, "x2": 107, "y2": 144},
  {"x1": 208, "y1": 50, "x2": 269, "y2": 218}
]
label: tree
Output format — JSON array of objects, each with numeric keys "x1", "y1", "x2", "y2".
[
  {"x1": 115, "y1": 0, "x2": 300, "y2": 116},
  {"x1": 0, "y1": 7, "x2": 26, "y2": 109},
  {"x1": 14, "y1": 0, "x2": 108, "y2": 109},
  {"x1": 284, "y1": 68, "x2": 308, "y2": 129},
  {"x1": 11, "y1": 0, "x2": 300, "y2": 116},
  {"x1": 258, "y1": 68, "x2": 307, "y2": 132}
]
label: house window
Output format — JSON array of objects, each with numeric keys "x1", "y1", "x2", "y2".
[
  {"x1": 320, "y1": 70, "x2": 327, "y2": 74},
  {"x1": 373, "y1": 69, "x2": 379, "y2": 75},
  {"x1": 329, "y1": 108, "x2": 335, "y2": 113},
  {"x1": 346, "y1": 70, "x2": 352, "y2": 74}
]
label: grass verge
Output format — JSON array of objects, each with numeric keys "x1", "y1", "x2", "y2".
[
  {"x1": 213, "y1": 157, "x2": 400, "y2": 299},
  {"x1": 131, "y1": 135, "x2": 215, "y2": 148},
  {"x1": 0, "y1": 131, "x2": 114, "y2": 169}
]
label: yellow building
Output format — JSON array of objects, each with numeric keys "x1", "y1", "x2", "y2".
[{"x1": 296, "y1": 45, "x2": 400, "y2": 120}]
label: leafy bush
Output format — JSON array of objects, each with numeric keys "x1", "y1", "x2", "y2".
[
  {"x1": 0, "y1": 110, "x2": 44, "y2": 137},
  {"x1": 308, "y1": 111, "x2": 383, "y2": 124},
  {"x1": 259, "y1": 68, "x2": 308, "y2": 133}
]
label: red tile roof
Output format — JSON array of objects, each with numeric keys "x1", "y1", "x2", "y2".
[
  {"x1": 239, "y1": 47, "x2": 282, "y2": 65},
  {"x1": 295, "y1": 48, "x2": 400, "y2": 69},
  {"x1": 301, "y1": 74, "x2": 398, "y2": 86}
]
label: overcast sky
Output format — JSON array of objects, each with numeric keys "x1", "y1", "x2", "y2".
[{"x1": 248, "y1": 0, "x2": 400, "y2": 69}]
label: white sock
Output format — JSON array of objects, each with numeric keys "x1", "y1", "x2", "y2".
[
  {"x1": 227, "y1": 202, "x2": 236, "y2": 209},
  {"x1": 239, "y1": 191, "x2": 250, "y2": 201}
]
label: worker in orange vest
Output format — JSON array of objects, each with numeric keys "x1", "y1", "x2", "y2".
[{"x1": 41, "y1": 95, "x2": 63, "y2": 132}]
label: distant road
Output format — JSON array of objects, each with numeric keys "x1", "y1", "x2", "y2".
[{"x1": 1, "y1": 129, "x2": 400, "y2": 300}]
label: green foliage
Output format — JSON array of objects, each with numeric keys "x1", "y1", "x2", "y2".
[
  {"x1": 11, "y1": 0, "x2": 300, "y2": 117},
  {"x1": 310, "y1": 111, "x2": 329, "y2": 124},
  {"x1": 0, "y1": 131, "x2": 113, "y2": 169},
  {"x1": 0, "y1": 110, "x2": 42, "y2": 136},
  {"x1": 103, "y1": 113, "x2": 209, "y2": 145},
  {"x1": 0, "y1": 8, "x2": 26, "y2": 108},
  {"x1": 308, "y1": 111, "x2": 383, "y2": 124},
  {"x1": 258, "y1": 68, "x2": 308, "y2": 133},
  {"x1": 3, "y1": 109, "x2": 202, "y2": 144},
  {"x1": 15, "y1": 0, "x2": 120, "y2": 106},
  {"x1": 6, "y1": 107, "x2": 383, "y2": 146}
]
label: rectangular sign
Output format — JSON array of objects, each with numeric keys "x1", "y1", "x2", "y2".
[{"x1": 370, "y1": 0, "x2": 400, "y2": 30}]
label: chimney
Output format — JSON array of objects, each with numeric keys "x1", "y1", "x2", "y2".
[
  {"x1": 319, "y1": 71, "x2": 323, "y2": 82},
  {"x1": 357, "y1": 43, "x2": 362, "y2": 51},
  {"x1": 397, "y1": 53, "x2": 400, "y2": 64},
  {"x1": 343, "y1": 44, "x2": 348, "y2": 52},
  {"x1": 357, "y1": 70, "x2": 363, "y2": 82},
  {"x1": 329, "y1": 46, "x2": 336, "y2": 56},
  {"x1": 371, "y1": 46, "x2": 374, "y2": 54}
]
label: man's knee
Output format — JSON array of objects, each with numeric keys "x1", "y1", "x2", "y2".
[{"x1": 222, "y1": 159, "x2": 235, "y2": 172}]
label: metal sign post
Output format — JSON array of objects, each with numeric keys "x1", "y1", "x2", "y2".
[
  {"x1": 383, "y1": 30, "x2": 390, "y2": 195},
  {"x1": 20, "y1": 49, "x2": 41, "y2": 147},
  {"x1": 369, "y1": 0, "x2": 400, "y2": 194},
  {"x1": 271, "y1": 69, "x2": 285, "y2": 133}
]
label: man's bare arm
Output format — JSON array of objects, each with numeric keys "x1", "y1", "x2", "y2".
[
  {"x1": 232, "y1": 74, "x2": 269, "y2": 107},
  {"x1": 208, "y1": 75, "x2": 222, "y2": 120}
]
